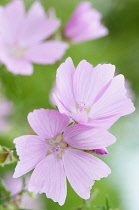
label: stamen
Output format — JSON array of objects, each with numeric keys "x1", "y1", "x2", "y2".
[
  {"x1": 76, "y1": 102, "x2": 90, "y2": 113},
  {"x1": 46, "y1": 135, "x2": 68, "y2": 158}
]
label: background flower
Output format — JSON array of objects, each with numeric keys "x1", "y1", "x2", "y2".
[
  {"x1": 0, "y1": 0, "x2": 68, "y2": 75},
  {"x1": 3, "y1": 173, "x2": 43, "y2": 210},
  {"x1": 63, "y1": 1, "x2": 108, "y2": 43}
]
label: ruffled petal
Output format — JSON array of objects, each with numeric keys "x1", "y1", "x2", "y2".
[
  {"x1": 88, "y1": 75, "x2": 135, "y2": 128},
  {"x1": 53, "y1": 94, "x2": 71, "y2": 116},
  {"x1": 27, "y1": 1, "x2": 46, "y2": 19},
  {"x1": 28, "y1": 154, "x2": 67, "y2": 206},
  {"x1": 63, "y1": 148, "x2": 110, "y2": 199},
  {"x1": 63, "y1": 124, "x2": 116, "y2": 150},
  {"x1": 0, "y1": 0, "x2": 24, "y2": 44},
  {"x1": 25, "y1": 41, "x2": 68, "y2": 64},
  {"x1": 5, "y1": 58, "x2": 33, "y2": 75},
  {"x1": 13, "y1": 135, "x2": 49, "y2": 178},
  {"x1": 19, "y1": 2, "x2": 60, "y2": 46},
  {"x1": 56, "y1": 57, "x2": 76, "y2": 113},
  {"x1": 64, "y1": 1, "x2": 108, "y2": 43},
  {"x1": 73, "y1": 61, "x2": 115, "y2": 108},
  {"x1": 27, "y1": 109, "x2": 70, "y2": 139}
]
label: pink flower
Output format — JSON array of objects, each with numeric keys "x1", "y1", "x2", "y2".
[
  {"x1": 63, "y1": 1, "x2": 108, "y2": 43},
  {"x1": 54, "y1": 58, "x2": 135, "y2": 129},
  {"x1": 13, "y1": 109, "x2": 116, "y2": 205},
  {"x1": 4, "y1": 173, "x2": 23, "y2": 196},
  {"x1": 0, "y1": 0, "x2": 68, "y2": 75},
  {"x1": 3, "y1": 173, "x2": 43, "y2": 210},
  {"x1": 0, "y1": 95, "x2": 13, "y2": 133}
]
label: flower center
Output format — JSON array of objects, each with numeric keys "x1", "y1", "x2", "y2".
[
  {"x1": 76, "y1": 102, "x2": 90, "y2": 113},
  {"x1": 9, "y1": 45, "x2": 27, "y2": 59},
  {"x1": 47, "y1": 134, "x2": 68, "y2": 158}
]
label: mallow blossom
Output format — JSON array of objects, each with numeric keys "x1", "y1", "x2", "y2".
[
  {"x1": 54, "y1": 58, "x2": 135, "y2": 129},
  {"x1": 49, "y1": 85, "x2": 108, "y2": 156},
  {"x1": 13, "y1": 109, "x2": 116, "y2": 205},
  {"x1": 63, "y1": 1, "x2": 108, "y2": 43},
  {"x1": 3, "y1": 173, "x2": 43, "y2": 209},
  {"x1": 0, "y1": 0, "x2": 68, "y2": 75}
]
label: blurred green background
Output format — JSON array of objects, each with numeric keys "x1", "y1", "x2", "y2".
[{"x1": 0, "y1": 0, "x2": 139, "y2": 209}]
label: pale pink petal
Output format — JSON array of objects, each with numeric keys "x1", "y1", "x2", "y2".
[
  {"x1": 4, "y1": 174, "x2": 23, "y2": 196},
  {"x1": 53, "y1": 94, "x2": 71, "y2": 116},
  {"x1": 90, "y1": 64, "x2": 115, "y2": 104},
  {"x1": 13, "y1": 135, "x2": 49, "y2": 178},
  {"x1": 64, "y1": 2, "x2": 93, "y2": 39},
  {"x1": 88, "y1": 75, "x2": 135, "y2": 128},
  {"x1": 63, "y1": 148, "x2": 110, "y2": 199},
  {"x1": 0, "y1": 0, "x2": 24, "y2": 44},
  {"x1": 3, "y1": 57, "x2": 33, "y2": 75},
  {"x1": 19, "y1": 2, "x2": 60, "y2": 46},
  {"x1": 73, "y1": 60, "x2": 93, "y2": 107},
  {"x1": 6, "y1": 58, "x2": 33, "y2": 75},
  {"x1": 25, "y1": 41, "x2": 69, "y2": 64},
  {"x1": 55, "y1": 57, "x2": 76, "y2": 113},
  {"x1": 73, "y1": 61, "x2": 115, "y2": 107},
  {"x1": 63, "y1": 124, "x2": 116, "y2": 150},
  {"x1": 5, "y1": 0, "x2": 24, "y2": 17},
  {"x1": 28, "y1": 154, "x2": 67, "y2": 206},
  {"x1": 27, "y1": 1, "x2": 46, "y2": 19},
  {"x1": 70, "y1": 22, "x2": 108, "y2": 43},
  {"x1": 0, "y1": 44, "x2": 33, "y2": 75},
  {"x1": 27, "y1": 109, "x2": 70, "y2": 139},
  {"x1": 19, "y1": 19, "x2": 60, "y2": 47},
  {"x1": 70, "y1": 112, "x2": 88, "y2": 124},
  {"x1": 64, "y1": 1, "x2": 108, "y2": 43}
]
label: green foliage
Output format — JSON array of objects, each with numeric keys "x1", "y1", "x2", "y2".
[
  {"x1": 0, "y1": 180, "x2": 10, "y2": 206},
  {"x1": 94, "y1": 195, "x2": 118, "y2": 210},
  {"x1": 0, "y1": 176, "x2": 38, "y2": 210},
  {"x1": 75, "y1": 194, "x2": 118, "y2": 210}
]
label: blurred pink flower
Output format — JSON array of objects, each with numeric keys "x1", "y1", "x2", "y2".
[
  {"x1": 54, "y1": 58, "x2": 135, "y2": 129},
  {"x1": 0, "y1": 96, "x2": 13, "y2": 133},
  {"x1": 4, "y1": 173, "x2": 23, "y2": 196},
  {"x1": 0, "y1": 0, "x2": 68, "y2": 75},
  {"x1": 13, "y1": 109, "x2": 115, "y2": 205},
  {"x1": 3, "y1": 173, "x2": 43, "y2": 210},
  {"x1": 63, "y1": 1, "x2": 108, "y2": 43}
]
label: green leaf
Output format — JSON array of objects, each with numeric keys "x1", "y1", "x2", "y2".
[
  {"x1": 94, "y1": 205, "x2": 106, "y2": 210},
  {"x1": 105, "y1": 195, "x2": 111, "y2": 210},
  {"x1": 0, "y1": 180, "x2": 10, "y2": 205}
]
